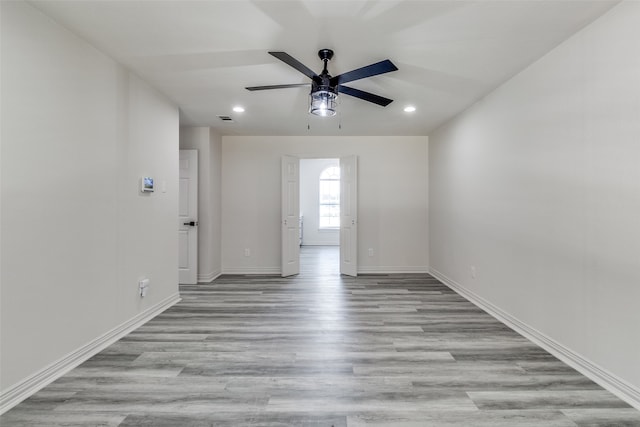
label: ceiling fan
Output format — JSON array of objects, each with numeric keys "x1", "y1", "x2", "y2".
[{"x1": 246, "y1": 49, "x2": 398, "y2": 117}]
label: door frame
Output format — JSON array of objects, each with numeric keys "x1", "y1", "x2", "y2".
[{"x1": 282, "y1": 155, "x2": 358, "y2": 277}]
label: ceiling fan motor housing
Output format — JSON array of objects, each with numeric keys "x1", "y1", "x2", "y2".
[{"x1": 312, "y1": 49, "x2": 338, "y2": 95}]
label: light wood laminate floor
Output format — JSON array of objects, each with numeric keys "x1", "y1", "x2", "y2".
[{"x1": 2, "y1": 246, "x2": 638, "y2": 426}]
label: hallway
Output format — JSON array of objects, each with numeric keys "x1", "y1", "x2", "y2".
[{"x1": 300, "y1": 245, "x2": 340, "y2": 277}]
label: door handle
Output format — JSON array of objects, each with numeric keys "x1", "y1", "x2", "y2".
[{"x1": 183, "y1": 221, "x2": 198, "y2": 227}]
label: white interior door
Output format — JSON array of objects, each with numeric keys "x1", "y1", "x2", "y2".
[
  {"x1": 179, "y1": 149, "x2": 198, "y2": 284},
  {"x1": 281, "y1": 155, "x2": 300, "y2": 277},
  {"x1": 340, "y1": 155, "x2": 358, "y2": 277}
]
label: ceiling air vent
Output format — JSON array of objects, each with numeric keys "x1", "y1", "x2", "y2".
[{"x1": 217, "y1": 115, "x2": 234, "y2": 122}]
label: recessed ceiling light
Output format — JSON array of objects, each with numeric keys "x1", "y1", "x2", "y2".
[
  {"x1": 404, "y1": 106, "x2": 416, "y2": 113},
  {"x1": 232, "y1": 106, "x2": 245, "y2": 113}
]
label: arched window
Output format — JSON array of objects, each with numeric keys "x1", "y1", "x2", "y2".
[{"x1": 319, "y1": 166, "x2": 340, "y2": 228}]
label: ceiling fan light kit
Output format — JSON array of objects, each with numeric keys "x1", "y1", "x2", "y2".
[
  {"x1": 310, "y1": 90, "x2": 338, "y2": 117},
  {"x1": 246, "y1": 49, "x2": 397, "y2": 118}
]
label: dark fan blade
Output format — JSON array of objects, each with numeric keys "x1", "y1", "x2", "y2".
[
  {"x1": 330, "y1": 59, "x2": 398, "y2": 86},
  {"x1": 337, "y1": 85, "x2": 393, "y2": 107},
  {"x1": 269, "y1": 52, "x2": 319, "y2": 80},
  {"x1": 246, "y1": 83, "x2": 310, "y2": 91}
]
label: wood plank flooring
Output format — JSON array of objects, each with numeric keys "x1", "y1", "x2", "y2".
[{"x1": 2, "y1": 246, "x2": 638, "y2": 426}]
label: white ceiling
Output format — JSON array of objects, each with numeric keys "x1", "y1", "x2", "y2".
[{"x1": 31, "y1": 0, "x2": 617, "y2": 136}]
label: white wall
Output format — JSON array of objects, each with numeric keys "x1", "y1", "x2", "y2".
[
  {"x1": 300, "y1": 158, "x2": 339, "y2": 246},
  {"x1": 429, "y1": 1, "x2": 640, "y2": 405},
  {"x1": 221, "y1": 136, "x2": 428, "y2": 274},
  {"x1": 1, "y1": 0, "x2": 179, "y2": 403},
  {"x1": 179, "y1": 127, "x2": 222, "y2": 282}
]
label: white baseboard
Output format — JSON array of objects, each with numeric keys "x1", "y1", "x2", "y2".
[
  {"x1": 221, "y1": 267, "x2": 280, "y2": 275},
  {"x1": 0, "y1": 292, "x2": 181, "y2": 415},
  {"x1": 358, "y1": 266, "x2": 429, "y2": 274},
  {"x1": 197, "y1": 270, "x2": 221, "y2": 283},
  {"x1": 429, "y1": 267, "x2": 640, "y2": 411},
  {"x1": 301, "y1": 242, "x2": 339, "y2": 246},
  {"x1": 220, "y1": 266, "x2": 429, "y2": 276}
]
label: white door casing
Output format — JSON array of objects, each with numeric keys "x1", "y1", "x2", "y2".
[
  {"x1": 281, "y1": 155, "x2": 300, "y2": 277},
  {"x1": 179, "y1": 149, "x2": 198, "y2": 284},
  {"x1": 340, "y1": 155, "x2": 358, "y2": 277}
]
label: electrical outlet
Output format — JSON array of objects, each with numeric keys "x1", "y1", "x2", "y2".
[
  {"x1": 470, "y1": 266, "x2": 477, "y2": 279},
  {"x1": 244, "y1": 248, "x2": 251, "y2": 257},
  {"x1": 368, "y1": 248, "x2": 374, "y2": 257}
]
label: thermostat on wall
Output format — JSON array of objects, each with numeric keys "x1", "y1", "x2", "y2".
[{"x1": 141, "y1": 177, "x2": 154, "y2": 193}]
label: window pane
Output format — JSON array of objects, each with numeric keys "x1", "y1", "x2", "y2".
[
  {"x1": 319, "y1": 204, "x2": 340, "y2": 217},
  {"x1": 319, "y1": 180, "x2": 340, "y2": 203},
  {"x1": 319, "y1": 204, "x2": 340, "y2": 228},
  {"x1": 319, "y1": 166, "x2": 340, "y2": 180},
  {"x1": 319, "y1": 166, "x2": 340, "y2": 228},
  {"x1": 319, "y1": 215, "x2": 340, "y2": 228}
]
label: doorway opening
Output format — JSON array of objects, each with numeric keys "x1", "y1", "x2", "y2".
[
  {"x1": 299, "y1": 158, "x2": 340, "y2": 276},
  {"x1": 281, "y1": 155, "x2": 357, "y2": 277},
  {"x1": 299, "y1": 246, "x2": 340, "y2": 277}
]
